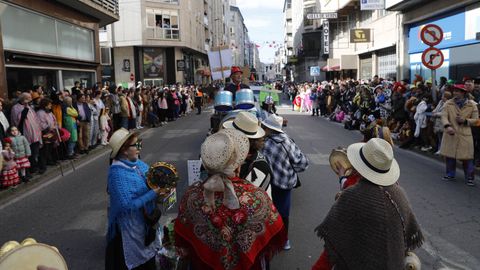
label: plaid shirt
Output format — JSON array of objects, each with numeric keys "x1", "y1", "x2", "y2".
[{"x1": 262, "y1": 133, "x2": 309, "y2": 189}]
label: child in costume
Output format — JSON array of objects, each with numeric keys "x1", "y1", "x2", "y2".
[
  {"x1": 1, "y1": 138, "x2": 20, "y2": 187},
  {"x1": 8, "y1": 126, "x2": 31, "y2": 182}
]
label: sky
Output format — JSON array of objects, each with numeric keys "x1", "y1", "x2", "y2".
[{"x1": 235, "y1": 0, "x2": 284, "y2": 64}]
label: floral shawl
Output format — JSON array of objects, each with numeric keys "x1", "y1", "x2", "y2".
[{"x1": 175, "y1": 177, "x2": 286, "y2": 270}]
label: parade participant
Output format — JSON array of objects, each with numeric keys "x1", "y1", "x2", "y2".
[
  {"x1": 224, "y1": 66, "x2": 250, "y2": 99},
  {"x1": 259, "y1": 95, "x2": 277, "y2": 121},
  {"x1": 261, "y1": 114, "x2": 309, "y2": 250},
  {"x1": 223, "y1": 111, "x2": 271, "y2": 190},
  {"x1": 313, "y1": 138, "x2": 424, "y2": 270},
  {"x1": 440, "y1": 84, "x2": 479, "y2": 186},
  {"x1": 194, "y1": 88, "x2": 203, "y2": 115},
  {"x1": 105, "y1": 128, "x2": 162, "y2": 270},
  {"x1": 175, "y1": 129, "x2": 286, "y2": 270},
  {"x1": 1, "y1": 138, "x2": 19, "y2": 188}
]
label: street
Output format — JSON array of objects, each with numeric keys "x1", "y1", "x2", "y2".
[{"x1": 1, "y1": 104, "x2": 480, "y2": 270}]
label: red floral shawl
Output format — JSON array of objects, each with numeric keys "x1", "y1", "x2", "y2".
[{"x1": 175, "y1": 177, "x2": 286, "y2": 270}]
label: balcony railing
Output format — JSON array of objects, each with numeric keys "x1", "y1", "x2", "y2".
[
  {"x1": 91, "y1": 0, "x2": 119, "y2": 15},
  {"x1": 56, "y1": 0, "x2": 119, "y2": 26}
]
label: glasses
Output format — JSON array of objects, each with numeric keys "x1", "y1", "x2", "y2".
[{"x1": 130, "y1": 140, "x2": 143, "y2": 150}]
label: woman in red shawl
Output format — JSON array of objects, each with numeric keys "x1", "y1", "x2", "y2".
[{"x1": 175, "y1": 129, "x2": 286, "y2": 270}]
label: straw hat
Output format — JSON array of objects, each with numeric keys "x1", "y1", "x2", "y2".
[
  {"x1": 218, "y1": 129, "x2": 250, "y2": 169},
  {"x1": 109, "y1": 128, "x2": 135, "y2": 159},
  {"x1": 201, "y1": 129, "x2": 249, "y2": 172},
  {"x1": 346, "y1": 138, "x2": 399, "y2": 186},
  {"x1": 223, "y1": 111, "x2": 265, "y2": 139},
  {"x1": 201, "y1": 132, "x2": 234, "y2": 172},
  {"x1": 262, "y1": 114, "x2": 284, "y2": 133}
]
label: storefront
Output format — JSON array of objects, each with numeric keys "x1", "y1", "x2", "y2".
[
  {"x1": 0, "y1": 1, "x2": 102, "y2": 97},
  {"x1": 407, "y1": 3, "x2": 480, "y2": 82}
]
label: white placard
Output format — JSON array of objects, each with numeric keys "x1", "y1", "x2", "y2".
[
  {"x1": 187, "y1": 160, "x2": 203, "y2": 186},
  {"x1": 208, "y1": 48, "x2": 233, "y2": 80}
]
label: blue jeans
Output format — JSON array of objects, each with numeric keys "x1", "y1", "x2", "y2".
[
  {"x1": 68, "y1": 141, "x2": 76, "y2": 156},
  {"x1": 121, "y1": 117, "x2": 128, "y2": 129},
  {"x1": 446, "y1": 157, "x2": 474, "y2": 180}
]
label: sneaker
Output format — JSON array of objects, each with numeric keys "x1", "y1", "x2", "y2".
[
  {"x1": 420, "y1": 146, "x2": 432, "y2": 152},
  {"x1": 442, "y1": 175, "x2": 455, "y2": 181},
  {"x1": 283, "y1": 240, "x2": 291, "y2": 251},
  {"x1": 434, "y1": 150, "x2": 441, "y2": 155},
  {"x1": 466, "y1": 179, "x2": 476, "y2": 186}
]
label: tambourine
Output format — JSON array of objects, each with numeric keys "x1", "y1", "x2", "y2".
[
  {"x1": 146, "y1": 162, "x2": 179, "y2": 196},
  {"x1": 329, "y1": 147, "x2": 353, "y2": 177},
  {"x1": 0, "y1": 238, "x2": 68, "y2": 270}
]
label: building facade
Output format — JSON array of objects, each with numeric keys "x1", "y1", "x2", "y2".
[
  {"x1": 0, "y1": 0, "x2": 119, "y2": 97},
  {"x1": 229, "y1": 5, "x2": 247, "y2": 67},
  {"x1": 319, "y1": 0, "x2": 398, "y2": 81},
  {"x1": 387, "y1": 0, "x2": 480, "y2": 82},
  {"x1": 283, "y1": 0, "x2": 327, "y2": 82},
  {"x1": 102, "y1": 0, "x2": 214, "y2": 87}
]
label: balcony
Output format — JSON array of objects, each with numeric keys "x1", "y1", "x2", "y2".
[
  {"x1": 56, "y1": 0, "x2": 119, "y2": 27},
  {"x1": 204, "y1": 15, "x2": 209, "y2": 26},
  {"x1": 285, "y1": 9, "x2": 292, "y2": 20}
]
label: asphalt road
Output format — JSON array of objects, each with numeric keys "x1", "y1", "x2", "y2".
[{"x1": 1, "y1": 103, "x2": 479, "y2": 270}]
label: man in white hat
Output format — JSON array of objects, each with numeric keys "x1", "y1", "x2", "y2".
[
  {"x1": 223, "y1": 111, "x2": 271, "y2": 190},
  {"x1": 313, "y1": 138, "x2": 423, "y2": 270},
  {"x1": 261, "y1": 114, "x2": 309, "y2": 250}
]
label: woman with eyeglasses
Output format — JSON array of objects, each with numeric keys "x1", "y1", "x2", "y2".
[{"x1": 105, "y1": 128, "x2": 163, "y2": 270}]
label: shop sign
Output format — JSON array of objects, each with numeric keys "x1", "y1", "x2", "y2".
[
  {"x1": 306, "y1": 12, "x2": 338, "y2": 20},
  {"x1": 323, "y1": 20, "x2": 330, "y2": 55},
  {"x1": 177, "y1": 60, "x2": 186, "y2": 71},
  {"x1": 350, "y1": 29, "x2": 371, "y2": 43},
  {"x1": 360, "y1": 0, "x2": 385, "y2": 10}
]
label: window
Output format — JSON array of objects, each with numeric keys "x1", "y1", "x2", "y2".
[
  {"x1": 146, "y1": 8, "x2": 179, "y2": 40},
  {"x1": 100, "y1": 47, "x2": 111, "y2": 65},
  {"x1": 0, "y1": 4, "x2": 94, "y2": 61},
  {"x1": 154, "y1": 0, "x2": 179, "y2": 4}
]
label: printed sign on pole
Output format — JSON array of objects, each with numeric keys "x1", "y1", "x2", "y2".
[
  {"x1": 310, "y1": 66, "x2": 321, "y2": 77},
  {"x1": 420, "y1": 24, "x2": 443, "y2": 47},
  {"x1": 421, "y1": 47, "x2": 444, "y2": 70}
]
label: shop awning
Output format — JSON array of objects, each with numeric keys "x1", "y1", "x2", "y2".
[{"x1": 321, "y1": 65, "x2": 341, "y2": 72}]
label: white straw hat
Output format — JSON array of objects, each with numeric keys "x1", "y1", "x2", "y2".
[
  {"x1": 201, "y1": 132, "x2": 234, "y2": 172},
  {"x1": 218, "y1": 129, "x2": 250, "y2": 169},
  {"x1": 262, "y1": 114, "x2": 284, "y2": 133},
  {"x1": 223, "y1": 111, "x2": 265, "y2": 139},
  {"x1": 109, "y1": 128, "x2": 135, "y2": 159},
  {"x1": 346, "y1": 138, "x2": 399, "y2": 186}
]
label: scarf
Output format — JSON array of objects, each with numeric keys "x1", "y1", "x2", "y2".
[
  {"x1": 315, "y1": 180, "x2": 423, "y2": 270},
  {"x1": 454, "y1": 97, "x2": 467, "y2": 109},
  {"x1": 175, "y1": 177, "x2": 286, "y2": 270}
]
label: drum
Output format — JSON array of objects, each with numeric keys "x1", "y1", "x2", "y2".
[
  {"x1": 214, "y1": 91, "x2": 233, "y2": 112},
  {"x1": 329, "y1": 147, "x2": 353, "y2": 177},
  {"x1": 0, "y1": 239, "x2": 68, "y2": 270},
  {"x1": 235, "y1": 89, "x2": 255, "y2": 109}
]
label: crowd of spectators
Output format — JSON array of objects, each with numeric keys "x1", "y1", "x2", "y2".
[
  {"x1": 0, "y1": 82, "x2": 208, "y2": 189},
  {"x1": 285, "y1": 75, "x2": 480, "y2": 165}
]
